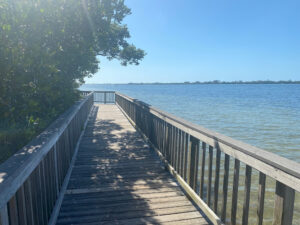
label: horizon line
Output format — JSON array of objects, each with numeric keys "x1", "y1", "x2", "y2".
[{"x1": 84, "y1": 80, "x2": 300, "y2": 85}]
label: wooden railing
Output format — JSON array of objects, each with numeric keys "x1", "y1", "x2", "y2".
[
  {"x1": 81, "y1": 91, "x2": 115, "y2": 104},
  {"x1": 0, "y1": 93, "x2": 93, "y2": 225},
  {"x1": 115, "y1": 92, "x2": 300, "y2": 225}
]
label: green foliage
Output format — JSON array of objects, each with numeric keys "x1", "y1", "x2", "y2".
[{"x1": 0, "y1": 0, "x2": 145, "y2": 161}]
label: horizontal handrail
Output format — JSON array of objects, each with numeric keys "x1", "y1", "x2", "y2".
[
  {"x1": 80, "y1": 91, "x2": 115, "y2": 104},
  {"x1": 115, "y1": 92, "x2": 300, "y2": 225},
  {"x1": 0, "y1": 93, "x2": 93, "y2": 224}
]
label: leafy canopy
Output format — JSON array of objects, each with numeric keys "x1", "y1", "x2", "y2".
[
  {"x1": 0, "y1": 0, "x2": 144, "y2": 161},
  {"x1": 0, "y1": 0, "x2": 145, "y2": 126}
]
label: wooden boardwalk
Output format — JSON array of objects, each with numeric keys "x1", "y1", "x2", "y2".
[{"x1": 56, "y1": 104, "x2": 210, "y2": 225}]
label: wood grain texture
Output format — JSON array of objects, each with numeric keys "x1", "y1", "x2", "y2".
[
  {"x1": 231, "y1": 159, "x2": 240, "y2": 225},
  {"x1": 257, "y1": 172, "x2": 266, "y2": 225},
  {"x1": 56, "y1": 105, "x2": 210, "y2": 225},
  {"x1": 221, "y1": 154, "x2": 230, "y2": 222},
  {"x1": 272, "y1": 181, "x2": 295, "y2": 225}
]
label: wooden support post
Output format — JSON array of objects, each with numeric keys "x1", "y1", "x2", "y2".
[
  {"x1": 213, "y1": 148, "x2": 221, "y2": 213},
  {"x1": 16, "y1": 186, "x2": 27, "y2": 225},
  {"x1": 231, "y1": 159, "x2": 240, "y2": 225},
  {"x1": 199, "y1": 142, "x2": 206, "y2": 199},
  {"x1": 183, "y1": 133, "x2": 190, "y2": 182},
  {"x1": 257, "y1": 172, "x2": 266, "y2": 225},
  {"x1": 186, "y1": 135, "x2": 192, "y2": 185},
  {"x1": 242, "y1": 165, "x2": 252, "y2": 225},
  {"x1": 8, "y1": 195, "x2": 19, "y2": 225},
  {"x1": 0, "y1": 205, "x2": 9, "y2": 225},
  {"x1": 272, "y1": 181, "x2": 295, "y2": 225},
  {"x1": 207, "y1": 145, "x2": 213, "y2": 206},
  {"x1": 221, "y1": 154, "x2": 230, "y2": 222},
  {"x1": 188, "y1": 137, "x2": 199, "y2": 191},
  {"x1": 24, "y1": 179, "x2": 35, "y2": 225}
]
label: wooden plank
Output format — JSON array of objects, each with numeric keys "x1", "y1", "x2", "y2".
[
  {"x1": 58, "y1": 201, "x2": 195, "y2": 218},
  {"x1": 59, "y1": 196, "x2": 190, "y2": 213},
  {"x1": 221, "y1": 154, "x2": 229, "y2": 222},
  {"x1": 66, "y1": 182, "x2": 179, "y2": 194},
  {"x1": 231, "y1": 159, "x2": 240, "y2": 225},
  {"x1": 257, "y1": 172, "x2": 266, "y2": 225},
  {"x1": 57, "y1": 211, "x2": 205, "y2": 225},
  {"x1": 57, "y1": 205, "x2": 199, "y2": 224},
  {"x1": 242, "y1": 165, "x2": 252, "y2": 225},
  {"x1": 61, "y1": 191, "x2": 185, "y2": 206},
  {"x1": 65, "y1": 187, "x2": 182, "y2": 197},
  {"x1": 272, "y1": 181, "x2": 295, "y2": 225}
]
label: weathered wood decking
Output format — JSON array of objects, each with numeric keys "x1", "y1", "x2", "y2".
[{"x1": 56, "y1": 104, "x2": 210, "y2": 225}]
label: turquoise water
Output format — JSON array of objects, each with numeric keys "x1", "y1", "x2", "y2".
[
  {"x1": 81, "y1": 84, "x2": 300, "y2": 224},
  {"x1": 81, "y1": 84, "x2": 300, "y2": 162}
]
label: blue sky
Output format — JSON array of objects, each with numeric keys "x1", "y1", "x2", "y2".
[{"x1": 86, "y1": 0, "x2": 300, "y2": 84}]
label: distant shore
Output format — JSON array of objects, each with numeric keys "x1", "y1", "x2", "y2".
[{"x1": 84, "y1": 80, "x2": 300, "y2": 85}]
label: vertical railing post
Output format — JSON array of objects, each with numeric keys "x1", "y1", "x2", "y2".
[
  {"x1": 231, "y1": 159, "x2": 240, "y2": 225},
  {"x1": 187, "y1": 136, "x2": 199, "y2": 191},
  {"x1": 53, "y1": 145, "x2": 60, "y2": 197},
  {"x1": 272, "y1": 181, "x2": 295, "y2": 225},
  {"x1": 199, "y1": 142, "x2": 206, "y2": 198},
  {"x1": 257, "y1": 172, "x2": 266, "y2": 225},
  {"x1": 221, "y1": 154, "x2": 230, "y2": 222},
  {"x1": 0, "y1": 205, "x2": 9, "y2": 225}
]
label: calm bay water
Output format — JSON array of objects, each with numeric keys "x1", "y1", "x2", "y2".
[
  {"x1": 81, "y1": 83, "x2": 300, "y2": 162},
  {"x1": 81, "y1": 84, "x2": 300, "y2": 224}
]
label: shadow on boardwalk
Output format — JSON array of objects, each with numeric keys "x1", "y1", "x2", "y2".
[{"x1": 56, "y1": 105, "x2": 210, "y2": 225}]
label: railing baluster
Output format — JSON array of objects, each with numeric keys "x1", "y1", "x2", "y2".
[
  {"x1": 207, "y1": 145, "x2": 213, "y2": 206},
  {"x1": 179, "y1": 131, "x2": 185, "y2": 177},
  {"x1": 188, "y1": 137, "x2": 199, "y2": 191},
  {"x1": 16, "y1": 186, "x2": 27, "y2": 225},
  {"x1": 8, "y1": 195, "x2": 19, "y2": 225},
  {"x1": 221, "y1": 154, "x2": 230, "y2": 222},
  {"x1": 200, "y1": 142, "x2": 206, "y2": 198},
  {"x1": 257, "y1": 172, "x2": 266, "y2": 225},
  {"x1": 174, "y1": 128, "x2": 179, "y2": 172},
  {"x1": 0, "y1": 204, "x2": 9, "y2": 225},
  {"x1": 177, "y1": 130, "x2": 182, "y2": 175},
  {"x1": 186, "y1": 135, "x2": 192, "y2": 185},
  {"x1": 31, "y1": 170, "x2": 39, "y2": 225},
  {"x1": 214, "y1": 147, "x2": 221, "y2": 213},
  {"x1": 24, "y1": 179, "x2": 34, "y2": 225},
  {"x1": 273, "y1": 181, "x2": 295, "y2": 225},
  {"x1": 231, "y1": 159, "x2": 240, "y2": 225},
  {"x1": 171, "y1": 126, "x2": 175, "y2": 167},
  {"x1": 183, "y1": 133, "x2": 190, "y2": 181},
  {"x1": 242, "y1": 165, "x2": 252, "y2": 225}
]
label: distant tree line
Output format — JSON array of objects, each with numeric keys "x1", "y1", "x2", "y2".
[
  {"x1": 128, "y1": 80, "x2": 300, "y2": 85},
  {"x1": 0, "y1": 0, "x2": 145, "y2": 162}
]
